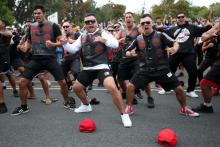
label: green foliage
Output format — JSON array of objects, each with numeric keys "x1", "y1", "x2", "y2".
[
  {"x1": 210, "y1": 2, "x2": 220, "y2": 17},
  {"x1": 150, "y1": 0, "x2": 220, "y2": 22},
  {"x1": 95, "y1": 3, "x2": 126, "y2": 25},
  {"x1": 151, "y1": 0, "x2": 191, "y2": 20},
  {"x1": 0, "y1": 0, "x2": 15, "y2": 25},
  {"x1": 70, "y1": 0, "x2": 97, "y2": 26}
]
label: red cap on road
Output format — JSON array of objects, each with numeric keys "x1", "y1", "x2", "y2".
[
  {"x1": 79, "y1": 118, "x2": 96, "y2": 133},
  {"x1": 157, "y1": 128, "x2": 177, "y2": 147}
]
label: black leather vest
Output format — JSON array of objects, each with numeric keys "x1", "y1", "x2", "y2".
[
  {"x1": 81, "y1": 30, "x2": 108, "y2": 67},
  {"x1": 137, "y1": 31, "x2": 169, "y2": 71},
  {"x1": 31, "y1": 22, "x2": 55, "y2": 56},
  {"x1": 122, "y1": 27, "x2": 139, "y2": 59}
]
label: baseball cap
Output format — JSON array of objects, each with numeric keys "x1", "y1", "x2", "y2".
[
  {"x1": 79, "y1": 118, "x2": 96, "y2": 133},
  {"x1": 157, "y1": 128, "x2": 177, "y2": 147}
]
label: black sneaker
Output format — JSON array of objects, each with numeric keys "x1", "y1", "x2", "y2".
[
  {"x1": 11, "y1": 106, "x2": 30, "y2": 116},
  {"x1": 3, "y1": 85, "x2": 6, "y2": 89},
  {"x1": 64, "y1": 97, "x2": 76, "y2": 110},
  {"x1": 13, "y1": 90, "x2": 19, "y2": 97},
  {"x1": 0, "y1": 103, "x2": 7, "y2": 114},
  {"x1": 192, "y1": 103, "x2": 214, "y2": 113},
  {"x1": 135, "y1": 92, "x2": 144, "y2": 99},
  {"x1": 132, "y1": 98, "x2": 138, "y2": 105},
  {"x1": 147, "y1": 97, "x2": 155, "y2": 108},
  {"x1": 88, "y1": 85, "x2": 93, "y2": 90}
]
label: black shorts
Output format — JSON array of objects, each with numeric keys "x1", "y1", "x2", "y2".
[
  {"x1": 23, "y1": 56, "x2": 64, "y2": 81},
  {"x1": 62, "y1": 57, "x2": 81, "y2": 75},
  {"x1": 77, "y1": 69, "x2": 112, "y2": 87},
  {"x1": 130, "y1": 69, "x2": 180, "y2": 91},
  {"x1": 0, "y1": 53, "x2": 11, "y2": 74},
  {"x1": 203, "y1": 63, "x2": 220, "y2": 85},
  {"x1": 11, "y1": 57, "x2": 24, "y2": 70},
  {"x1": 117, "y1": 60, "x2": 139, "y2": 80}
]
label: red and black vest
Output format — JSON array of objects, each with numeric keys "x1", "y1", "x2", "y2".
[
  {"x1": 31, "y1": 22, "x2": 55, "y2": 56},
  {"x1": 81, "y1": 29, "x2": 108, "y2": 67},
  {"x1": 137, "y1": 31, "x2": 169, "y2": 71},
  {"x1": 121, "y1": 26, "x2": 139, "y2": 64}
]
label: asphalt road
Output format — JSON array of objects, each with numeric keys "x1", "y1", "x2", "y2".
[{"x1": 1, "y1": 80, "x2": 220, "y2": 147}]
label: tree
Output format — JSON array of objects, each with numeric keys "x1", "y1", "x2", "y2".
[
  {"x1": 70, "y1": 0, "x2": 97, "y2": 26},
  {"x1": 151, "y1": 0, "x2": 209, "y2": 21},
  {"x1": 0, "y1": 0, "x2": 15, "y2": 25},
  {"x1": 210, "y1": 2, "x2": 220, "y2": 17},
  {"x1": 96, "y1": 2, "x2": 125, "y2": 26}
]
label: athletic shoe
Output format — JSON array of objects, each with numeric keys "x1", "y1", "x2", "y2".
[
  {"x1": 147, "y1": 97, "x2": 155, "y2": 108},
  {"x1": 192, "y1": 103, "x2": 214, "y2": 113},
  {"x1": 0, "y1": 103, "x2": 7, "y2": 114},
  {"x1": 180, "y1": 106, "x2": 199, "y2": 117},
  {"x1": 121, "y1": 113, "x2": 132, "y2": 128},
  {"x1": 186, "y1": 91, "x2": 199, "y2": 98},
  {"x1": 63, "y1": 97, "x2": 76, "y2": 110},
  {"x1": 74, "y1": 104, "x2": 92, "y2": 113},
  {"x1": 13, "y1": 90, "x2": 19, "y2": 97},
  {"x1": 87, "y1": 84, "x2": 93, "y2": 90},
  {"x1": 2, "y1": 82, "x2": 6, "y2": 89},
  {"x1": 125, "y1": 105, "x2": 134, "y2": 115},
  {"x1": 11, "y1": 106, "x2": 30, "y2": 116}
]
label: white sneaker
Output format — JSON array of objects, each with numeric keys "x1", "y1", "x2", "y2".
[
  {"x1": 158, "y1": 88, "x2": 166, "y2": 95},
  {"x1": 74, "y1": 104, "x2": 92, "y2": 113},
  {"x1": 121, "y1": 113, "x2": 132, "y2": 128},
  {"x1": 186, "y1": 91, "x2": 199, "y2": 98}
]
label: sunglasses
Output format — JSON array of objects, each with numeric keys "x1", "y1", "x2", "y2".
[
  {"x1": 114, "y1": 26, "x2": 120, "y2": 29},
  {"x1": 108, "y1": 30, "x2": 114, "y2": 32},
  {"x1": 63, "y1": 26, "x2": 70, "y2": 28},
  {"x1": 84, "y1": 20, "x2": 96, "y2": 25},
  {"x1": 141, "y1": 21, "x2": 151, "y2": 26},
  {"x1": 177, "y1": 16, "x2": 185, "y2": 19}
]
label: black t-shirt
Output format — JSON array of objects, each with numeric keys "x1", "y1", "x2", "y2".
[{"x1": 166, "y1": 23, "x2": 212, "y2": 54}]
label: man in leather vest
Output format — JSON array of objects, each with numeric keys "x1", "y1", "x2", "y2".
[
  {"x1": 125, "y1": 14, "x2": 199, "y2": 117},
  {"x1": 0, "y1": 19, "x2": 12, "y2": 113},
  {"x1": 62, "y1": 13, "x2": 132, "y2": 127},
  {"x1": 117, "y1": 12, "x2": 153, "y2": 106},
  {"x1": 11, "y1": 5, "x2": 75, "y2": 115}
]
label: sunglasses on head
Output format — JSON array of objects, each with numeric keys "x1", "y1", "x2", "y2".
[
  {"x1": 141, "y1": 21, "x2": 151, "y2": 26},
  {"x1": 84, "y1": 20, "x2": 96, "y2": 25},
  {"x1": 177, "y1": 16, "x2": 185, "y2": 19},
  {"x1": 63, "y1": 26, "x2": 70, "y2": 28}
]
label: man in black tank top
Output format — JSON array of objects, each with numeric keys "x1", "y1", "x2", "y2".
[
  {"x1": 11, "y1": 5, "x2": 75, "y2": 116},
  {"x1": 117, "y1": 12, "x2": 153, "y2": 105},
  {"x1": 0, "y1": 19, "x2": 12, "y2": 113}
]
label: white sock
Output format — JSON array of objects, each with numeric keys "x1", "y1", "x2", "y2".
[{"x1": 204, "y1": 102, "x2": 212, "y2": 107}]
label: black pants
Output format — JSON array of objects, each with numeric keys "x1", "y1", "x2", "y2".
[
  {"x1": 169, "y1": 53, "x2": 197, "y2": 92},
  {"x1": 198, "y1": 57, "x2": 218, "y2": 82}
]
